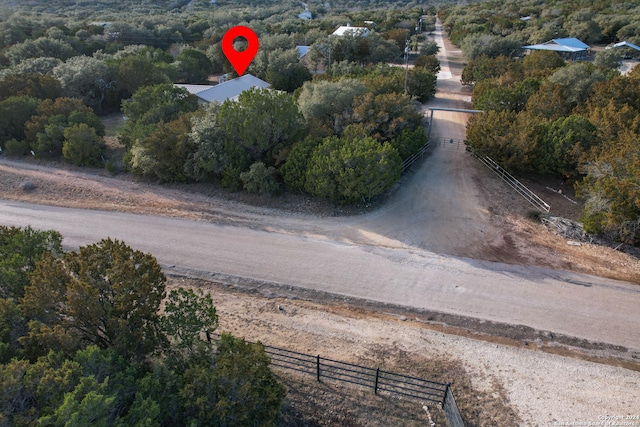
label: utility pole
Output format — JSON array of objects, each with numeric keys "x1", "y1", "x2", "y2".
[{"x1": 404, "y1": 39, "x2": 410, "y2": 94}]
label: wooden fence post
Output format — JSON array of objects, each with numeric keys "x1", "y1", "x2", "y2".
[{"x1": 316, "y1": 355, "x2": 321, "y2": 382}]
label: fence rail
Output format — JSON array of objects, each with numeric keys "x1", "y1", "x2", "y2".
[
  {"x1": 434, "y1": 137, "x2": 466, "y2": 150},
  {"x1": 237, "y1": 336, "x2": 466, "y2": 426},
  {"x1": 474, "y1": 154, "x2": 550, "y2": 212},
  {"x1": 402, "y1": 140, "x2": 431, "y2": 173}
]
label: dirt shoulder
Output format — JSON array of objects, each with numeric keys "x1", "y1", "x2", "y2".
[
  {"x1": 170, "y1": 274, "x2": 640, "y2": 427},
  {"x1": 1, "y1": 155, "x2": 638, "y2": 284}
]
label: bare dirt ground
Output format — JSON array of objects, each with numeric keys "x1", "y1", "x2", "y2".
[{"x1": 1, "y1": 22, "x2": 639, "y2": 427}]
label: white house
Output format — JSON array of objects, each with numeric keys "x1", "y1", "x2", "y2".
[{"x1": 175, "y1": 74, "x2": 270, "y2": 105}]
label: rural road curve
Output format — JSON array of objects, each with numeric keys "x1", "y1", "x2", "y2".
[{"x1": 1, "y1": 199, "x2": 639, "y2": 351}]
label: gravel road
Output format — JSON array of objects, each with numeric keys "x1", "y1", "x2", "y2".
[{"x1": 1, "y1": 199, "x2": 638, "y2": 353}]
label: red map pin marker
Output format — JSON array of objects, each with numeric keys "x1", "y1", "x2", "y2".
[{"x1": 222, "y1": 26, "x2": 259, "y2": 76}]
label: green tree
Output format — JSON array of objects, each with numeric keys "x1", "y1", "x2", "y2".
[
  {"x1": 0, "y1": 298, "x2": 25, "y2": 363},
  {"x1": 0, "y1": 73, "x2": 62, "y2": 102},
  {"x1": 0, "y1": 96, "x2": 39, "y2": 146},
  {"x1": 362, "y1": 66, "x2": 404, "y2": 95},
  {"x1": 174, "y1": 48, "x2": 212, "y2": 84},
  {"x1": 461, "y1": 55, "x2": 520, "y2": 86},
  {"x1": 183, "y1": 103, "x2": 230, "y2": 182},
  {"x1": 22, "y1": 239, "x2": 167, "y2": 361},
  {"x1": 0, "y1": 226, "x2": 62, "y2": 300},
  {"x1": 62, "y1": 123, "x2": 103, "y2": 166},
  {"x1": 548, "y1": 63, "x2": 606, "y2": 107},
  {"x1": 460, "y1": 33, "x2": 521, "y2": 60},
  {"x1": 538, "y1": 115, "x2": 598, "y2": 177},
  {"x1": 280, "y1": 136, "x2": 322, "y2": 192},
  {"x1": 524, "y1": 81, "x2": 571, "y2": 120},
  {"x1": 24, "y1": 97, "x2": 92, "y2": 146},
  {"x1": 522, "y1": 50, "x2": 565, "y2": 79},
  {"x1": 263, "y1": 48, "x2": 312, "y2": 93},
  {"x1": 129, "y1": 115, "x2": 194, "y2": 182},
  {"x1": 578, "y1": 130, "x2": 640, "y2": 243},
  {"x1": 120, "y1": 83, "x2": 198, "y2": 148},
  {"x1": 414, "y1": 54, "x2": 440, "y2": 75},
  {"x1": 161, "y1": 287, "x2": 218, "y2": 352},
  {"x1": 390, "y1": 127, "x2": 427, "y2": 161},
  {"x1": 5, "y1": 37, "x2": 76, "y2": 66},
  {"x1": 593, "y1": 49, "x2": 622, "y2": 72},
  {"x1": 39, "y1": 376, "x2": 116, "y2": 427},
  {"x1": 217, "y1": 88, "x2": 306, "y2": 168},
  {"x1": 297, "y1": 79, "x2": 367, "y2": 137},
  {"x1": 419, "y1": 40, "x2": 439, "y2": 56},
  {"x1": 466, "y1": 110, "x2": 520, "y2": 169},
  {"x1": 305, "y1": 135, "x2": 402, "y2": 203},
  {"x1": 349, "y1": 92, "x2": 423, "y2": 142},
  {"x1": 180, "y1": 334, "x2": 285, "y2": 427},
  {"x1": 407, "y1": 67, "x2": 437, "y2": 102},
  {"x1": 52, "y1": 56, "x2": 111, "y2": 109},
  {"x1": 563, "y1": 9, "x2": 603, "y2": 44},
  {"x1": 107, "y1": 50, "x2": 173, "y2": 102}
]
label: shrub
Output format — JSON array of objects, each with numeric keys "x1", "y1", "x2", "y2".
[
  {"x1": 240, "y1": 162, "x2": 281, "y2": 195},
  {"x1": 62, "y1": 123, "x2": 103, "y2": 166},
  {"x1": 4, "y1": 139, "x2": 29, "y2": 157}
]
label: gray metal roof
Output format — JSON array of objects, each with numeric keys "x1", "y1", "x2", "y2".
[{"x1": 176, "y1": 74, "x2": 271, "y2": 104}]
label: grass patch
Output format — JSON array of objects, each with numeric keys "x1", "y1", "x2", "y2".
[
  {"x1": 101, "y1": 113, "x2": 126, "y2": 137},
  {"x1": 525, "y1": 209, "x2": 545, "y2": 223}
]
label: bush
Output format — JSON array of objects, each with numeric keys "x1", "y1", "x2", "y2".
[
  {"x1": 305, "y1": 135, "x2": 402, "y2": 203},
  {"x1": 62, "y1": 123, "x2": 103, "y2": 166},
  {"x1": 240, "y1": 162, "x2": 281, "y2": 195},
  {"x1": 525, "y1": 209, "x2": 544, "y2": 223},
  {"x1": 4, "y1": 139, "x2": 29, "y2": 157}
]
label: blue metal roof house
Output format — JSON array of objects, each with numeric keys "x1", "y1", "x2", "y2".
[{"x1": 523, "y1": 38, "x2": 590, "y2": 60}]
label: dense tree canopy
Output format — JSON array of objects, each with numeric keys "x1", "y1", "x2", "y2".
[
  {"x1": 0, "y1": 228, "x2": 286, "y2": 426},
  {"x1": 458, "y1": 2, "x2": 640, "y2": 243},
  {"x1": 0, "y1": 0, "x2": 437, "y2": 204}
]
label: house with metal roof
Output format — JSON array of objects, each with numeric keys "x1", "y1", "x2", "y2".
[
  {"x1": 523, "y1": 38, "x2": 590, "y2": 60},
  {"x1": 331, "y1": 24, "x2": 370, "y2": 37},
  {"x1": 606, "y1": 41, "x2": 640, "y2": 58},
  {"x1": 175, "y1": 74, "x2": 271, "y2": 105}
]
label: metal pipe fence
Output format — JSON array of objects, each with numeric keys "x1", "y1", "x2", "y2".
[
  {"x1": 217, "y1": 335, "x2": 465, "y2": 426},
  {"x1": 474, "y1": 154, "x2": 550, "y2": 212}
]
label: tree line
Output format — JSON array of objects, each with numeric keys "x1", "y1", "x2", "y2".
[
  {"x1": 440, "y1": 0, "x2": 640, "y2": 60},
  {"x1": 0, "y1": 225, "x2": 285, "y2": 426},
  {"x1": 461, "y1": 48, "x2": 640, "y2": 244}
]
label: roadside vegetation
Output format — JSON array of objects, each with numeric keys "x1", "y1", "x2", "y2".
[
  {"x1": 438, "y1": 0, "x2": 640, "y2": 245},
  {"x1": 0, "y1": 225, "x2": 285, "y2": 426}
]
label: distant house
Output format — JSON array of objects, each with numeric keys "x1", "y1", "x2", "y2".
[
  {"x1": 296, "y1": 45, "x2": 311, "y2": 59},
  {"x1": 175, "y1": 74, "x2": 270, "y2": 105},
  {"x1": 331, "y1": 24, "x2": 370, "y2": 37},
  {"x1": 523, "y1": 38, "x2": 590, "y2": 60},
  {"x1": 298, "y1": 11, "x2": 312, "y2": 20},
  {"x1": 607, "y1": 41, "x2": 640, "y2": 58}
]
